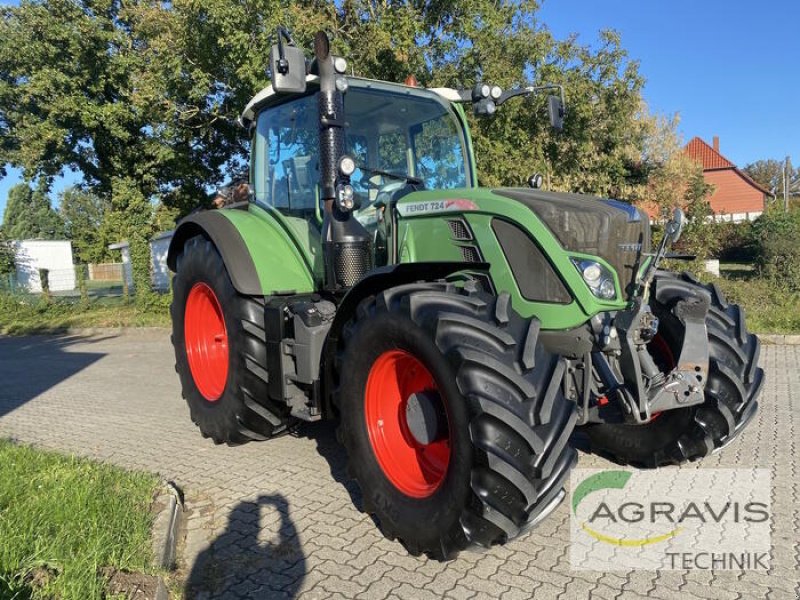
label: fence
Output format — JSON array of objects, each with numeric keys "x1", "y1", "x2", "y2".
[
  {"x1": 88, "y1": 262, "x2": 125, "y2": 281},
  {"x1": 1, "y1": 264, "x2": 130, "y2": 299}
]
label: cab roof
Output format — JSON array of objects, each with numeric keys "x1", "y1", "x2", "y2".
[{"x1": 238, "y1": 75, "x2": 461, "y2": 127}]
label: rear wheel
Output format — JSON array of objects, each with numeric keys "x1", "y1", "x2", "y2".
[
  {"x1": 335, "y1": 282, "x2": 577, "y2": 559},
  {"x1": 583, "y1": 272, "x2": 763, "y2": 467},
  {"x1": 171, "y1": 235, "x2": 290, "y2": 444}
]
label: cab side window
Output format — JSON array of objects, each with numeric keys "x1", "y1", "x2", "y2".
[
  {"x1": 412, "y1": 118, "x2": 465, "y2": 189},
  {"x1": 253, "y1": 95, "x2": 319, "y2": 214}
]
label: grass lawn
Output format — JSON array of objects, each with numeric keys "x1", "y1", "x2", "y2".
[
  {"x1": 0, "y1": 440, "x2": 159, "y2": 600},
  {"x1": 0, "y1": 294, "x2": 171, "y2": 335},
  {"x1": 1, "y1": 268, "x2": 796, "y2": 335}
]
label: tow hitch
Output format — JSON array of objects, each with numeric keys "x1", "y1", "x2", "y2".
[{"x1": 606, "y1": 208, "x2": 709, "y2": 423}]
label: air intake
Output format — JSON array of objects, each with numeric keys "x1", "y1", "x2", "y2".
[
  {"x1": 460, "y1": 245, "x2": 482, "y2": 263},
  {"x1": 447, "y1": 218, "x2": 473, "y2": 241}
]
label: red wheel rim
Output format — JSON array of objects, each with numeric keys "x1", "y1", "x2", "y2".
[
  {"x1": 184, "y1": 282, "x2": 229, "y2": 401},
  {"x1": 365, "y1": 350, "x2": 450, "y2": 498}
]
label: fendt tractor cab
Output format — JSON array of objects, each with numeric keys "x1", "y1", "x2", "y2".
[{"x1": 167, "y1": 30, "x2": 762, "y2": 559}]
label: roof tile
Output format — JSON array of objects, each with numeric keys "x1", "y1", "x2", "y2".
[{"x1": 685, "y1": 137, "x2": 735, "y2": 170}]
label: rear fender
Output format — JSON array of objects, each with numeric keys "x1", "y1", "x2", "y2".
[{"x1": 167, "y1": 205, "x2": 317, "y2": 296}]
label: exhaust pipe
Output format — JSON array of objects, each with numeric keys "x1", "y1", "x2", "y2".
[{"x1": 314, "y1": 31, "x2": 372, "y2": 291}]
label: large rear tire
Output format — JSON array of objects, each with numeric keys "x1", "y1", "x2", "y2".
[
  {"x1": 171, "y1": 235, "x2": 290, "y2": 444},
  {"x1": 335, "y1": 282, "x2": 577, "y2": 559},
  {"x1": 583, "y1": 272, "x2": 763, "y2": 467}
]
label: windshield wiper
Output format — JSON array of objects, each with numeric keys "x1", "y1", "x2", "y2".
[{"x1": 358, "y1": 166, "x2": 423, "y2": 186}]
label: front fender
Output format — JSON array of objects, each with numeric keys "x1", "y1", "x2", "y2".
[{"x1": 167, "y1": 205, "x2": 317, "y2": 296}]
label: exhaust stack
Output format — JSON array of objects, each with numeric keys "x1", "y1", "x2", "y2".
[{"x1": 314, "y1": 31, "x2": 372, "y2": 291}]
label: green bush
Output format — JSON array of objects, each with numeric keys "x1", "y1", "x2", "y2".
[
  {"x1": 749, "y1": 207, "x2": 800, "y2": 291},
  {"x1": 716, "y1": 221, "x2": 755, "y2": 262},
  {"x1": 717, "y1": 277, "x2": 800, "y2": 334}
]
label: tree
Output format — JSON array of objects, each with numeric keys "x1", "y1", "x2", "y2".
[
  {"x1": 0, "y1": 0, "x2": 234, "y2": 294},
  {"x1": 59, "y1": 186, "x2": 110, "y2": 264},
  {"x1": 744, "y1": 159, "x2": 800, "y2": 196},
  {"x1": 124, "y1": 0, "x2": 648, "y2": 199},
  {"x1": 102, "y1": 177, "x2": 156, "y2": 302},
  {"x1": 0, "y1": 0, "x2": 663, "y2": 296},
  {"x1": 0, "y1": 228, "x2": 15, "y2": 276},
  {"x1": 1, "y1": 183, "x2": 64, "y2": 240}
]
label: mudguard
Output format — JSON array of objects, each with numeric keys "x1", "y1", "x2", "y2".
[{"x1": 167, "y1": 205, "x2": 317, "y2": 296}]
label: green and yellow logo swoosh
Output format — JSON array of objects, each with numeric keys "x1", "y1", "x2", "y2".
[{"x1": 572, "y1": 471, "x2": 681, "y2": 546}]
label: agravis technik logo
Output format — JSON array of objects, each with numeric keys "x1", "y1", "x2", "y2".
[{"x1": 569, "y1": 469, "x2": 771, "y2": 570}]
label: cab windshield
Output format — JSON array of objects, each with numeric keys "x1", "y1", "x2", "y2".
[{"x1": 252, "y1": 85, "x2": 470, "y2": 216}]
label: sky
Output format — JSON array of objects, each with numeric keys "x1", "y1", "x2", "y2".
[
  {"x1": 1, "y1": 0, "x2": 798, "y2": 217},
  {"x1": 538, "y1": 0, "x2": 799, "y2": 165}
]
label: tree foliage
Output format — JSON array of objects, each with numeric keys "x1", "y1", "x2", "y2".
[
  {"x1": 0, "y1": 228, "x2": 15, "y2": 276},
  {"x1": 750, "y1": 206, "x2": 800, "y2": 291},
  {"x1": 1, "y1": 183, "x2": 64, "y2": 241},
  {"x1": 0, "y1": 0, "x2": 707, "y2": 294},
  {"x1": 59, "y1": 186, "x2": 110, "y2": 264},
  {"x1": 743, "y1": 158, "x2": 799, "y2": 203}
]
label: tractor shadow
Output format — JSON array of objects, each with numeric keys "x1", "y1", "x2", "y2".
[
  {"x1": 184, "y1": 494, "x2": 306, "y2": 599},
  {"x1": 0, "y1": 334, "x2": 110, "y2": 419}
]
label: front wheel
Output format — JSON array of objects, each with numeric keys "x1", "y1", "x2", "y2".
[
  {"x1": 582, "y1": 272, "x2": 763, "y2": 467},
  {"x1": 171, "y1": 235, "x2": 290, "y2": 444},
  {"x1": 335, "y1": 283, "x2": 577, "y2": 559}
]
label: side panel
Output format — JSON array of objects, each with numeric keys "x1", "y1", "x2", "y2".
[
  {"x1": 395, "y1": 188, "x2": 628, "y2": 330},
  {"x1": 167, "y1": 204, "x2": 318, "y2": 296}
]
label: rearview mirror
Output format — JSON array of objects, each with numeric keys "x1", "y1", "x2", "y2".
[
  {"x1": 666, "y1": 207, "x2": 686, "y2": 243},
  {"x1": 270, "y1": 44, "x2": 307, "y2": 93},
  {"x1": 547, "y1": 95, "x2": 565, "y2": 131}
]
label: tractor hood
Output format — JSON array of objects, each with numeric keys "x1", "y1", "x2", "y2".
[{"x1": 493, "y1": 188, "x2": 651, "y2": 295}]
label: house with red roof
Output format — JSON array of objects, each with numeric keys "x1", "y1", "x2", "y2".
[{"x1": 685, "y1": 136, "x2": 771, "y2": 222}]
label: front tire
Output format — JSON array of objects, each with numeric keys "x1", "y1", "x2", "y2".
[
  {"x1": 171, "y1": 235, "x2": 290, "y2": 444},
  {"x1": 583, "y1": 272, "x2": 763, "y2": 467},
  {"x1": 336, "y1": 282, "x2": 577, "y2": 559}
]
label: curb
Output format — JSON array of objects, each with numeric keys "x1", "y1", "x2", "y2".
[
  {"x1": 0, "y1": 326, "x2": 171, "y2": 338},
  {"x1": 152, "y1": 481, "x2": 185, "y2": 571},
  {"x1": 756, "y1": 334, "x2": 800, "y2": 345},
  {"x1": 63, "y1": 326, "x2": 170, "y2": 337}
]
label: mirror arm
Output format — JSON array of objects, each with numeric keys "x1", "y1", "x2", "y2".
[
  {"x1": 495, "y1": 87, "x2": 534, "y2": 106},
  {"x1": 495, "y1": 84, "x2": 565, "y2": 107},
  {"x1": 275, "y1": 27, "x2": 296, "y2": 75},
  {"x1": 634, "y1": 208, "x2": 686, "y2": 302}
]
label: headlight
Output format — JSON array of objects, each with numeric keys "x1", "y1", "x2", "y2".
[
  {"x1": 338, "y1": 154, "x2": 356, "y2": 177},
  {"x1": 336, "y1": 184, "x2": 355, "y2": 211},
  {"x1": 571, "y1": 259, "x2": 617, "y2": 300}
]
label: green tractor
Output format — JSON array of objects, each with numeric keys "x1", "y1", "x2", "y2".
[{"x1": 168, "y1": 30, "x2": 762, "y2": 559}]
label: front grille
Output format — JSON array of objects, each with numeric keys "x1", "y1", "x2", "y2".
[
  {"x1": 491, "y1": 218, "x2": 571, "y2": 304},
  {"x1": 447, "y1": 218, "x2": 473, "y2": 240},
  {"x1": 460, "y1": 245, "x2": 482, "y2": 263}
]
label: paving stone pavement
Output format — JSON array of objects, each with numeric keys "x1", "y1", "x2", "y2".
[{"x1": 0, "y1": 330, "x2": 797, "y2": 600}]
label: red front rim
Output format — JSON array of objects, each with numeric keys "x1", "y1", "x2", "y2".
[
  {"x1": 184, "y1": 282, "x2": 229, "y2": 401},
  {"x1": 365, "y1": 350, "x2": 451, "y2": 498}
]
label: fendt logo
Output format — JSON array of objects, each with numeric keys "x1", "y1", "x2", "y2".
[
  {"x1": 617, "y1": 242, "x2": 642, "y2": 253},
  {"x1": 569, "y1": 469, "x2": 772, "y2": 570},
  {"x1": 396, "y1": 198, "x2": 478, "y2": 216}
]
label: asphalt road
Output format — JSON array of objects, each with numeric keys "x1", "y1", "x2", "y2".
[{"x1": 0, "y1": 330, "x2": 797, "y2": 599}]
